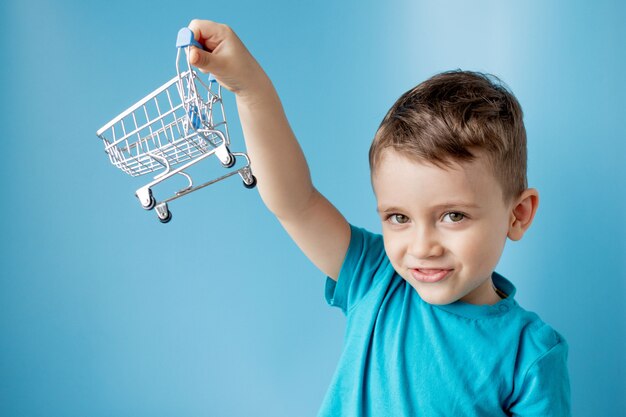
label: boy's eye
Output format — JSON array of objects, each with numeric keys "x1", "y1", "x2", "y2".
[
  {"x1": 388, "y1": 214, "x2": 410, "y2": 225},
  {"x1": 442, "y1": 212, "x2": 465, "y2": 223}
]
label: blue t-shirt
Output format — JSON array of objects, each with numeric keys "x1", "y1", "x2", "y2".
[{"x1": 319, "y1": 225, "x2": 570, "y2": 417}]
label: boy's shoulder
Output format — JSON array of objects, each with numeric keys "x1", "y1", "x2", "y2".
[
  {"x1": 488, "y1": 273, "x2": 566, "y2": 351},
  {"x1": 503, "y1": 300, "x2": 570, "y2": 412},
  {"x1": 509, "y1": 297, "x2": 568, "y2": 358}
]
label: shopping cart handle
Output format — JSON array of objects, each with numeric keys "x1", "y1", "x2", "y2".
[{"x1": 176, "y1": 27, "x2": 205, "y2": 50}]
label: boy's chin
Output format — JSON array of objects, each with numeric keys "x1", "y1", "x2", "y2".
[
  {"x1": 405, "y1": 280, "x2": 459, "y2": 305},
  {"x1": 419, "y1": 292, "x2": 459, "y2": 306}
]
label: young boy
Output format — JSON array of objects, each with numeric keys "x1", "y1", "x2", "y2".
[{"x1": 187, "y1": 19, "x2": 571, "y2": 416}]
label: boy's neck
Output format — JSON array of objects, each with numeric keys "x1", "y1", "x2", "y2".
[{"x1": 459, "y1": 276, "x2": 503, "y2": 305}]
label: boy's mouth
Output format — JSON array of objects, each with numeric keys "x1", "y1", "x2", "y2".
[{"x1": 410, "y1": 268, "x2": 452, "y2": 283}]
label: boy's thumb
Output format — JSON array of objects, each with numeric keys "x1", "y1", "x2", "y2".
[{"x1": 189, "y1": 48, "x2": 211, "y2": 71}]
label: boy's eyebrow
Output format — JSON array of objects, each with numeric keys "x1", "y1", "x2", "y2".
[
  {"x1": 431, "y1": 202, "x2": 482, "y2": 210},
  {"x1": 377, "y1": 202, "x2": 481, "y2": 213},
  {"x1": 377, "y1": 206, "x2": 403, "y2": 214}
]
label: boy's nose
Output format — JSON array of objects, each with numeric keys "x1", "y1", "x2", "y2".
[{"x1": 408, "y1": 227, "x2": 444, "y2": 259}]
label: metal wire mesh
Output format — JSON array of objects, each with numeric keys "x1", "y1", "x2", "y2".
[{"x1": 97, "y1": 70, "x2": 227, "y2": 177}]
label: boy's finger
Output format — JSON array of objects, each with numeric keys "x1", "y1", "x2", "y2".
[{"x1": 189, "y1": 47, "x2": 212, "y2": 71}]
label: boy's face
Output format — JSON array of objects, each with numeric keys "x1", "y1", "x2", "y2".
[{"x1": 372, "y1": 149, "x2": 515, "y2": 305}]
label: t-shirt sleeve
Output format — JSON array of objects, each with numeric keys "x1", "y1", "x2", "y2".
[
  {"x1": 325, "y1": 224, "x2": 388, "y2": 314},
  {"x1": 508, "y1": 335, "x2": 571, "y2": 416}
]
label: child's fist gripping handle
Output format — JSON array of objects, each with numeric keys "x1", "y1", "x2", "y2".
[{"x1": 185, "y1": 19, "x2": 270, "y2": 97}]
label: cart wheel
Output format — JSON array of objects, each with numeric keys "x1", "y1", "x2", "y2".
[
  {"x1": 140, "y1": 190, "x2": 156, "y2": 210},
  {"x1": 222, "y1": 152, "x2": 236, "y2": 168},
  {"x1": 158, "y1": 210, "x2": 172, "y2": 224},
  {"x1": 155, "y1": 202, "x2": 172, "y2": 224},
  {"x1": 243, "y1": 175, "x2": 257, "y2": 189}
]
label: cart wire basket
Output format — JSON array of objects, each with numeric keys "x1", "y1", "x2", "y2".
[{"x1": 96, "y1": 27, "x2": 255, "y2": 223}]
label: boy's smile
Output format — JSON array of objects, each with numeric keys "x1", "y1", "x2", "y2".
[
  {"x1": 373, "y1": 149, "x2": 516, "y2": 305},
  {"x1": 410, "y1": 268, "x2": 453, "y2": 283}
]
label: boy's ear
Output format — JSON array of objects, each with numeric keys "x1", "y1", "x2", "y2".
[{"x1": 507, "y1": 188, "x2": 540, "y2": 241}]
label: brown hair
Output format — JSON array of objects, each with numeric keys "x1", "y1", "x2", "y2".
[{"x1": 369, "y1": 70, "x2": 527, "y2": 201}]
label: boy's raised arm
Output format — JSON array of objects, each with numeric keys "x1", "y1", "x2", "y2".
[{"x1": 187, "y1": 19, "x2": 349, "y2": 280}]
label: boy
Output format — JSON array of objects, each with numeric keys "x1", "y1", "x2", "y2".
[{"x1": 187, "y1": 19, "x2": 571, "y2": 416}]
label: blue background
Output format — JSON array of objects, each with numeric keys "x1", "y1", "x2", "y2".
[{"x1": 1, "y1": 0, "x2": 624, "y2": 416}]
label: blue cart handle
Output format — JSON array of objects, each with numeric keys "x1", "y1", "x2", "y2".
[{"x1": 176, "y1": 27, "x2": 205, "y2": 50}]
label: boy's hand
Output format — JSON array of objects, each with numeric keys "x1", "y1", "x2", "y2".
[{"x1": 187, "y1": 19, "x2": 269, "y2": 99}]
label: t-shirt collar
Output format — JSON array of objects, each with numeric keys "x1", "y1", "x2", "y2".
[{"x1": 432, "y1": 272, "x2": 518, "y2": 319}]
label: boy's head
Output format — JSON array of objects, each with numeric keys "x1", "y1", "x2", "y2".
[
  {"x1": 369, "y1": 71, "x2": 538, "y2": 306},
  {"x1": 370, "y1": 70, "x2": 527, "y2": 203}
]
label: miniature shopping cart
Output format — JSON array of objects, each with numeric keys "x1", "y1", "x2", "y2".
[{"x1": 96, "y1": 27, "x2": 255, "y2": 223}]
